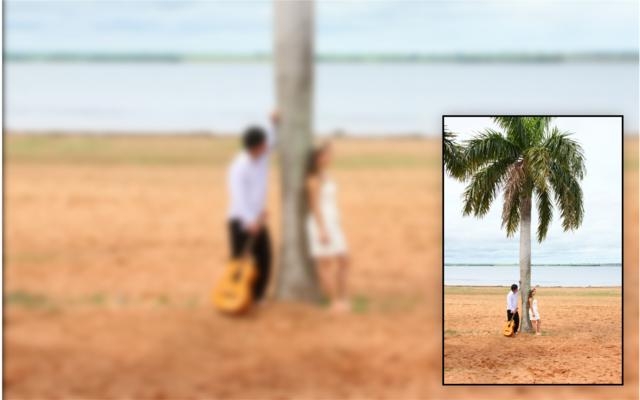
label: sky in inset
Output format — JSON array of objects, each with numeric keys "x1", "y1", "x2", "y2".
[{"x1": 444, "y1": 116, "x2": 622, "y2": 265}]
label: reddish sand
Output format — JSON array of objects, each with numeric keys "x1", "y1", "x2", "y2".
[
  {"x1": 444, "y1": 286, "x2": 622, "y2": 384},
  {"x1": 3, "y1": 135, "x2": 638, "y2": 399}
]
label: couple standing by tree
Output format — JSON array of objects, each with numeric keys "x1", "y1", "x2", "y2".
[
  {"x1": 506, "y1": 283, "x2": 542, "y2": 336},
  {"x1": 226, "y1": 111, "x2": 350, "y2": 312}
]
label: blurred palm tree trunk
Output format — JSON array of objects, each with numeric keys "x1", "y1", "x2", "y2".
[{"x1": 274, "y1": 0, "x2": 320, "y2": 301}]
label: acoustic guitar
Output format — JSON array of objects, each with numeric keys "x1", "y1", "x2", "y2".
[
  {"x1": 212, "y1": 238, "x2": 258, "y2": 315},
  {"x1": 503, "y1": 316, "x2": 515, "y2": 337}
]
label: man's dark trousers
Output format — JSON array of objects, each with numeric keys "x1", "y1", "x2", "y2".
[
  {"x1": 507, "y1": 310, "x2": 520, "y2": 334},
  {"x1": 228, "y1": 219, "x2": 271, "y2": 301}
]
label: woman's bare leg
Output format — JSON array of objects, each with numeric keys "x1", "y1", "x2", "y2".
[
  {"x1": 335, "y1": 255, "x2": 350, "y2": 311},
  {"x1": 537, "y1": 320, "x2": 541, "y2": 334},
  {"x1": 316, "y1": 257, "x2": 335, "y2": 304}
]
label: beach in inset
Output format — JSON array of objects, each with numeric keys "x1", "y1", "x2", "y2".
[{"x1": 444, "y1": 286, "x2": 621, "y2": 384}]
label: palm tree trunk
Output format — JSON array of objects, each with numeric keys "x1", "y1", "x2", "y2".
[
  {"x1": 273, "y1": 0, "x2": 320, "y2": 302},
  {"x1": 519, "y1": 192, "x2": 533, "y2": 333}
]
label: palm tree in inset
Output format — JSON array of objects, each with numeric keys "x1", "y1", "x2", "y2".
[{"x1": 457, "y1": 117, "x2": 585, "y2": 332}]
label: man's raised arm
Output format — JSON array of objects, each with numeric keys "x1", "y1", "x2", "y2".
[{"x1": 266, "y1": 109, "x2": 280, "y2": 151}]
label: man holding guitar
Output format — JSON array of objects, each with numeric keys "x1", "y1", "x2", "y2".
[
  {"x1": 226, "y1": 112, "x2": 279, "y2": 304},
  {"x1": 506, "y1": 283, "x2": 520, "y2": 336}
]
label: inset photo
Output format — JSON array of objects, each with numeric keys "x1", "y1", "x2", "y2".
[{"x1": 443, "y1": 116, "x2": 622, "y2": 384}]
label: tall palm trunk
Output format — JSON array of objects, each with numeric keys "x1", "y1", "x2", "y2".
[
  {"x1": 519, "y1": 192, "x2": 533, "y2": 332},
  {"x1": 273, "y1": 0, "x2": 320, "y2": 301}
]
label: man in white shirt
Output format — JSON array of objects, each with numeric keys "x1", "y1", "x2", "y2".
[
  {"x1": 506, "y1": 283, "x2": 520, "y2": 335},
  {"x1": 227, "y1": 113, "x2": 278, "y2": 302}
]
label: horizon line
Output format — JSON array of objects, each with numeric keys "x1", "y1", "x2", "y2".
[
  {"x1": 6, "y1": 131, "x2": 640, "y2": 138},
  {"x1": 5, "y1": 51, "x2": 639, "y2": 63}
]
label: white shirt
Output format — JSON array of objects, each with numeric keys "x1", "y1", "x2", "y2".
[
  {"x1": 227, "y1": 125, "x2": 275, "y2": 227},
  {"x1": 506, "y1": 291, "x2": 518, "y2": 312}
]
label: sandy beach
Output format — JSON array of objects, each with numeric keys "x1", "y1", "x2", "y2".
[
  {"x1": 4, "y1": 134, "x2": 638, "y2": 399},
  {"x1": 444, "y1": 286, "x2": 621, "y2": 384}
]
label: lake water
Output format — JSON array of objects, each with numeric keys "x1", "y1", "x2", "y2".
[
  {"x1": 5, "y1": 61, "x2": 638, "y2": 134},
  {"x1": 444, "y1": 265, "x2": 622, "y2": 287}
]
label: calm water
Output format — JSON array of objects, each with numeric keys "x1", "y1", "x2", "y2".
[
  {"x1": 5, "y1": 61, "x2": 638, "y2": 134},
  {"x1": 444, "y1": 265, "x2": 622, "y2": 287}
]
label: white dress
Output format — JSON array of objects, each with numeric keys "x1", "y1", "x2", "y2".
[
  {"x1": 307, "y1": 177, "x2": 348, "y2": 257},
  {"x1": 529, "y1": 298, "x2": 540, "y2": 320}
]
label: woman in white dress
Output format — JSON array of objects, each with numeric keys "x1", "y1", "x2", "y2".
[
  {"x1": 528, "y1": 287, "x2": 541, "y2": 335},
  {"x1": 305, "y1": 142, "x2": 350, "y2": 312}
]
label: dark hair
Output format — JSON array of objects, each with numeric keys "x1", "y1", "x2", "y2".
[
  {"x1": 511, "y1": 284, "x2": 518, "y2": 291},
  {"x1": 528, "y1": 288, "x2": 536, "y2": 299},
  {"x1": 243, "y1": 126, "x2": 266, "y2": 150},
  {"x1": 305, "y1": 142, "x2": 330, "y2": 179},
  {"x1": 305, "y1": 148, "x2": 321, "y2": 179}
]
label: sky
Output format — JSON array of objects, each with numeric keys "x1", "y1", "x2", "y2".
[
  {"x1": 444, "y1": 116, "x2": 622, "y2": 265},
  {"x1": 5, "y1": 0, "x2": 639, "y2": 54}
]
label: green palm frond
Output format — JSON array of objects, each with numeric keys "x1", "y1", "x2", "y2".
[
  {"x1": 493, "y1": 117, "x2": 528, "y2": 148},
  {"x1": 544, "y1": 128, "x2": 585, "y2": 232},
  {"x1": 543, "y1": 127, "x2": 586, "y2": 179},
  {"x1": 464, "y1": 129, "x2": 519, "y2": 173},
  {"x1": 548, "y1": 160, "x2": 584, "y2": 230},
  {"x1": 462, "y1": 158, "x2": 512, "y2": 217},
  {"x1": 444, "y1": 129, "x2": 466, "y2": 179},
  {"x1": 535, "y1": 186, "x2": 553, "y2": 242},
  {"x1": 527, "y1": 117, "x2": 553, "y2": 145},
  {"x1": 494, "y1": 116, "x2": 553, "y2": 148},
  {"x1": 525, "y1": 146, "x2": 551, "y2": 191},
  {"x1": 553, "y1": 172, "x2": 584, "y2": 231}
]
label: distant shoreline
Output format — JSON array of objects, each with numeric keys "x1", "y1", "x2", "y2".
[
  {"x1": 6, "y1": 131, "x2": 640, "y2": 139},
  {"x1": 6, "y1": 51, "x2": 638, "y2": 64}
]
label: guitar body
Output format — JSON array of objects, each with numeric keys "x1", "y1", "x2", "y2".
[
  {"x1": 212, "y1": 257, "x2": 258, "y2": 315},
  {"x1": 503, "y1": 319, "x2": 514, "y2": 337}
]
